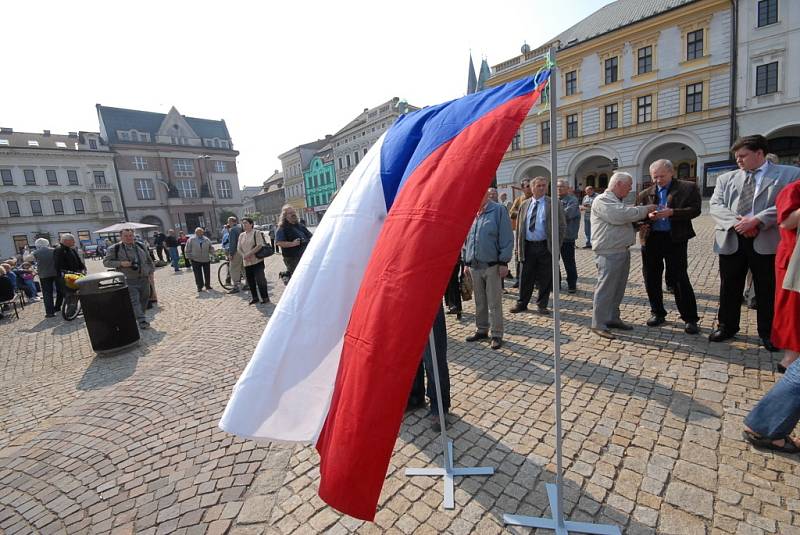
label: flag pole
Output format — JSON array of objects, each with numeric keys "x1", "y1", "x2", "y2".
[
  {"x1": 502, "y1": 46, "x2": 622, "y2": 535},
  {"x1": 405, "y1": 325, "x2": 494, "y2": 509}
]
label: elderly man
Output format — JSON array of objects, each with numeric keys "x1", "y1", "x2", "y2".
[
  {"x1": 508, "y1": 178, "x2": 533, "y2": 287},
  {"x1": 637, "y1": 159, "x2": 702, "y2": 334},
  {"x1": 708, "y1": 135, "x2": 800, "y2": 351},
  {"x1": 104, "y1": 228, "x2": 155, "y2": 329},
  {"x1": 463, "y1": 188, "x2": 514, "y2": 350},
  {"x1": 580, "y1": 185, "x2": 598, "y2": 248},
  {"x1": 557, "y1": 179, "x2": 580, "y2": 294},
  {"x1": 185, "y1": 227, "x2": 215, "y2": 292},
  {"x1": 53, "y1": 233, "x2": 86, "y2": 312},
  {"x1": 226, "y1": 216, "x2": 245, "y2": 293},
  {"x1": 590, "y1": 173, "x2": 657, "y2": 339},
  {"x1": 511, "y1": 176, "x2": 566, "y2": 315}
]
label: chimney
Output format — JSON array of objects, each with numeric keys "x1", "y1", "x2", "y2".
[
  {"x1": 0, "y1": 127, "x2": 12, "y2": 134},
  {"x1": 43, "y1": 130, "x2": 51, "y2": 136},
  {"x1": 68, "y1": 132, "x2": 78, "y2": 138}
]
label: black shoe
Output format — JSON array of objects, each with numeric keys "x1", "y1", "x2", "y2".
[
  {"x1": 537, "y1": 307, "x2": 551, "y2": 316},
  {"x1": 228, "y1": 287, "x2": 240, "y2": 294},
  {"x1": 261, "y1": 298, "x2": 270, "y2": 304},
  {"x1": 666, "y1": 286, "x2": 675, "y2": 294},
  {"x1": 198, "y1": 288, "x2": 204, "y2": 292},
  {"x1": 583, "y1": 244, "x2": 592, "y2": 249},
  {"x1": 509, "y1": 304, "x2": 528, "y2": 314},
  {"x1": 45, "y1": 313, "x2": 56, "y2": 318},
  {"x1": 490, "y1": 337, "x2": 502, "y2": 350},
  {"x1": 446, "y1": 307, "x2": 461, "y2": 315},
  {"x1": 708, "y1": 329, "x2": 735, "y2": 342},
  {"x1": 761, "y1": 338, "x2": 779, "y2": 352},
  {"x1": 591, "y1": 327, "x2": 615, "y2": 339},
  {"x1": 465, "y1": 332, "x2": 488, "y2": 342},
  {"x1": 777, "y1": 363, "x2": 787, "y2": 374},
  {"x1": 405, "y1": 398, "x2": 426, "y2": 412},
  {"x1": 430, "y1": 415, "x2": 442, "y2": 433},
  {"x1": 248, "y1": 299, "x2": 258, "y2": 305},
  {"x1": 511, "y1": 281, "x2": 519, "y2": 289},
  {"x1": 607, "y1": 321, "x2": 634, "y2": 331},
  {"x1": 646, "y1": 315, "x2": 666, "y2": 327},
  {"x1": 568, "y1": 287, "x2": 577, "y2": 294},
  {"x1": 684, "y1": 322, "x2": 699, "y2": 335},
  {"x1": 205, "y1": 286, "x2": 212, "y2": 290}
]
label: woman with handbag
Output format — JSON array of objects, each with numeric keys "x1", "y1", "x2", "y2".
[{"x1": 237, "y1": 217, "x2": 270, "y2": 305}]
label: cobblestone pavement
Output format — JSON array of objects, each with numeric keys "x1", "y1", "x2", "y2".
[{"x1": 1, "y1": 215, "x2": 799, "y2": 534}]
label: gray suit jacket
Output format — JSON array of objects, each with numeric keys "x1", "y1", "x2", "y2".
[{"x1": 709, "y1": 164, "x2": 800, "y2": 255}]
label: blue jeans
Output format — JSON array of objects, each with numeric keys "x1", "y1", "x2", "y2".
[
  {"x1": 168, "y1": 247, "x2": 180, "y2": 270},
  {"x1": 744, "y1": 360, "x2": 800, "y2": 439},
  {"x1": 583, "y1": 217, "x2": 592, "y2": 246},
  {"x1": 21, "y1": 279, "x2": 37, "y2": 298}
]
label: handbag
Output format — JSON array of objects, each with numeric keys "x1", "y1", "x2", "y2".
[
  {"x1": 460, "y1": 269, "x2": 473, "y2": 301},
  {"x1": 254, "y1": 231, "x2": 274, "y2": 259}
]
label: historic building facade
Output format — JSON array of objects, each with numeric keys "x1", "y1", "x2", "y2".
[
  {"x1": 303, "y1": 146, "x2": 336, "y2": 224},
  {"x1": 96, "y1": 105, "x2": 242, "y2": 238},
  {"x1": 278, "y1": 138, "x2": 329, "y2": 225},
  {"x1": 0, "y1": 129, "x2": 124, "y2": 257},
  {"x1": 253, "y1": 170, "x2": 285, "y2": 226},
  {"x1": 489, "y1": 0, "x2": 734, "y2": 197}
]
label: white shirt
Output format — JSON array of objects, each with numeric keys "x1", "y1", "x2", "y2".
[
  {"x1": 525, "y1": 196, "x2": 547, "y2": 241},
  {"x1": 744, "y1": 160, "x2": 771, "y2": 216}
]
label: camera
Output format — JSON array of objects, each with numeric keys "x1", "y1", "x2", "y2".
[{"x1": 130, "y1": 261, "x2": 139, "y2": 271}]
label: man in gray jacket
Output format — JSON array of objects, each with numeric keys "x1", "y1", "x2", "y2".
[
  {"x1": 590, "y1": 173, "x2": 657, "y2": 339},
  {"x1": 463, "y1": 189, "x2": 514, "y2": 350},
  {"x1": 103, "y1": 228, "x2": 155, "y2": 329},
  {"x1": 558, "y1": 179, "x2": 580, "y2": 293}
]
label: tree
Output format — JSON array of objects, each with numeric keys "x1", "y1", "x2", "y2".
[{"x1": 219, "y1": 209, "x2": 237, "y2": 225}]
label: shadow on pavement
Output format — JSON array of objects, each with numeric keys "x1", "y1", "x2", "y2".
[{"x1": 76, "y1": 329, "x2": 164, "y2": 391}]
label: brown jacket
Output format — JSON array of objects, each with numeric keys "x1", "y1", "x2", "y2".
[{"x1": 636, "y1": 179, "x2": 701, "y2": 243}]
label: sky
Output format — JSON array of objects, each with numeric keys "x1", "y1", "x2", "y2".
[{"x1": 3, "y1": 0, "x2": 615, "y2": 188}]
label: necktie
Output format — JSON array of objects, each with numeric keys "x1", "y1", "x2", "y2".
[
  {"x1": 528, "y1": 200, "x2": 538, "y2": 232},
  {"x1": 737, "y1": 171, "x2": 755, "y2": 216}
]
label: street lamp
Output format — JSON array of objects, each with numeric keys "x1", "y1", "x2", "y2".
[{"x1": 197, "y1": 154, "x2": 218, "y2": 236}]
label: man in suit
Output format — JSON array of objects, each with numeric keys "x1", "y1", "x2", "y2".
[
  {"x1": 508, "y1": 178, "x2": 532, "y2": 288},
  {"x1": 637, "y1": 159, "x2": 702, "y2": 334},
  {"x1": 510, "y1": 176, "x2": 566, "y2": 315},
  {"x1": 709, "y1": 135, "x2": 800, "y2": 351}
]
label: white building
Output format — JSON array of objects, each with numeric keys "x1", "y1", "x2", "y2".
[
  {"x1": 240, "y1": 185, "x2": 263, "y2": 219},
  {"x1": 0, "y1": 129, "x2": 125, "y2": 257},
  {"x1": 735, "y1": 0, "x2": 800, "y2": 163}
]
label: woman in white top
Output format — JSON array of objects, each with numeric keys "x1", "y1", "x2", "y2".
[{"x1": 237, "y1": 217, "x2": 270, "y2": 304}]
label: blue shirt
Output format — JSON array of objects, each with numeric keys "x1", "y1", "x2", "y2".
[
  {"x1": 525, "y1": 197, "x2": 547, "y2": 241},
  {"x1": 652, "y1": 184, "x2": 671, "y2": 232}
]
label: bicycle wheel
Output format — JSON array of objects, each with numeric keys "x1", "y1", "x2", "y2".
[
  {"x1": 62, "y1": 294, "x2": 80, "y2": 321},
  {"x1": 218, "y1": 261, "x2": 232, "y2": 290}
]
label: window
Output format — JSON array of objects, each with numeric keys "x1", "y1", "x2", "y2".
[
  {"x1": 0, "y1": 139, "x2": 8, "y2": 145},
  {"x1": 118, "y1": 131, "x2": 130, "y2": 141},
  {"x1": 173, "y1": 159, "x2": 194, "y2": 176},
  {"x1": 511, "y1": 130, "x2": 521, "y2": 150},
  {"x1": 133, "y1": 156, "x2": 147, "y2": 170},
  {"x1": 686, "y1": 82, "x2": 703, "y2": 113},
  {"x1": 176, "y1": 179, "x2": 198, "y2": 198},
  {"x1": 604, "y1": 104, "x2": 619, "y2": 130},
  {"x1": 541, "y1": 121, "x2": 550, "y2": 145},
  {"x1": 67, "y1": 170, "x2": 79, "y2": 185},
  {"x1": 101, "y1": 196, "x2": 113, "y2": 213},
  {"x1": 687, "y1": 30, "x2": 703, "y2": 61},
  {"x1": 137, "y1": 132, "x2": 150, "y2": 142},
  {"x1": 93, "y1": 171, "x2": 106, "y2": 185},
  {"x1": 52, "y1": 199, "x2": 64, "y2": 215},
  {"x1": 7, "y1": 200, "x2": 20, "y2": 217},
  {"x1": 77, "y1": 230, "x2": 91, "y2": 243},
  {"x1": 73, "y1": 198, "x2": 85, "y2": 214},
  {"x1": 638, "y1": 46, "x2": 653, "y2": 74},
  {"x1": 55, "y1": 141, "x2": 67, "y2": 148},
  {"x1": 637, "y1": 95, "x2": 653, "y2": 123},
  {"x1": 338, "y1": 157, "x2": 343, "y2": 170},
  {"x1": 46, "y1": 169, "x2": 58, "y2": 185},
  {"x1": 566, "y1": 114, "x2": 579, "y2": 139},
  {"x1": 24, "y1": 169, "x2": 36, "y2": 185},
  {"x1": 346, "y1": 154, "x2": 351, "y2": 167},
  {"x1": 214, "y1": 161, "x2": 226, "y2": 173},
  {"x1": 30, "y1": 200, "x2": 43, "y2": 216},
  {"x1": 565, "y1": 71, "x2": 577, "y2": 96},
  {"x1": 135, "y1": 179, "x2": 155, "y2": 200},
  {"x1": 88, "y1": 139, "x2": 98, "y2": 150},
  {"x1": 219, "y1": 140, "x2": 229, "y2": 149},
  {"x1": 758, "y1": 0, "x2": 778, "y2": 27},
  {"x1": 677, "y1": 162, "x2": 692, "y2": 179},
  {"x1": 1, "y1": 169, "x2": 12, "y2": 185},
  {"x1": 756, "y1": 62, "x2": 779, "y2": 96},
  {"x1": 604, "y1": 57, "x2": 618, "y2": 84},
  {"x1": 217, "y1": 180, "x2": 232, "y2": 199},
  {"x1": 28, "y1": 140, "x2": 39, "y2": 147}
]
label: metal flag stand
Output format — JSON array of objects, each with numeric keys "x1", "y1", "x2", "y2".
[
  {"x1": 405, "y1": 328, "x2": 494, "y2": 509},
  {"x1": 502, "y1": 46, "x2": 622, "y2": 535}
]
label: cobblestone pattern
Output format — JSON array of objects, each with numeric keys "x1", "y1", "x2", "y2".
[{"x1": 1, "y1": 215, "x2": 799, "y2": 534}]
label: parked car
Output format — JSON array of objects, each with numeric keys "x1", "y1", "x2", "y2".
[{"x1": 83, "y1": 245, "x2": 99, "y2": 258}]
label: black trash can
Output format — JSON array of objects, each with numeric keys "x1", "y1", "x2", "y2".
[{"x1": 76, "y1": 271, "x2": 140, "y2": 354}]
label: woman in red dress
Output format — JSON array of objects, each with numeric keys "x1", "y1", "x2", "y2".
[{"x1": 773, "y1": 180, "x2": 800, "y2": 371}]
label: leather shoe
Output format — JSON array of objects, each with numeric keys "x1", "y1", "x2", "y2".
[
  {"x1": 510, "y1": 304, "x2": 528, "y2": 313},
  {"x1": 761, "y1": 338, "x2": 779, "y2": 352},
  {"x1": 646, "y1": 315, "x2": 666, "y2": 327},
  {"x1": 591, "y1": 327, "x2": 615, "y2": 340},
  {"x1": 684, "y1": 322, "x2": 699, "y2": 334},
  {"x1": 537, "y1": 307, "x2": 551, "y2": 315},
  {"x1": 465, "y1": 332, "x2": 488, "y2": 342},
  {"x1": 708, "y1": 329, "x2": 735, "y2": 342},
  {"x1": 490, "y1": 337, "x2": 502, "y2": 350},
  {"x1": 607, "y1": 321, "x2": 634, "y2": 331}
]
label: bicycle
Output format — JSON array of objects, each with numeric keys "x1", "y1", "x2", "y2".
[
  {"x1": 61, "y1": 271, "x2": 85, "y2": 321},
  {"x1": 218, "y1": 260, "x2": 232, "y2": 290}
]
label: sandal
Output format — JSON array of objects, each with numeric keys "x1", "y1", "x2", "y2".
[{"x1": 743, "y1": 430, "x2": 800, "y2": 453}]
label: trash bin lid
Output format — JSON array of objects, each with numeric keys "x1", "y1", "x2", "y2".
[{"x1": 75, "y1": 271, "x2": 127, "y2": 293}]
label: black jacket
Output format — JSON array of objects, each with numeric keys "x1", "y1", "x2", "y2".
[
  {"x1": 636, "y1": 179, "x2": 702, "y2": 243},
  {"x1": 53, "y1": 245, "x2": 86, "y2": 274}
]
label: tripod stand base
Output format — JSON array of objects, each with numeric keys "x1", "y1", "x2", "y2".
[{"x1": 503, "y1": 484, "x2": 621, "y2": 535}]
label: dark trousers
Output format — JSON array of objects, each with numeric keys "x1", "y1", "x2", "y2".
[
  {"x1": 409, "y1": 306, "x2": 449, "y2": 415},
  {"x1": 181, "y1": 245, "x2": 191, "y2": 269},
  {"x1": 560, "y1": 240, "x2": 577, "y2": 290},
  {"x1": 444, "y1": 261, "x2": 462, "y2": 312},
  {"x1": 156, "y1": 245, "x2": 165, "y2": 262},
  {"x1": 642, "y1": 233, "x2": 698, "y2": 322},
  {"x1": 40, "y1": 276, "x2": 57, "y2": 316},
  {"x1": 717, "y1": 235, "x2": 775, "y2": 339},
  {"x1": 192, "y1": 261, "x2": 211, "y2": 289},
  {"x1": 245, "y1": 262, "x2": 269, "y2": 301},
  {"x1": 518, "y1": 241, "x2": 552, "y2": 309},
  {"x1": 54, "y1": 276, "x2": 66, "y2": 310}
]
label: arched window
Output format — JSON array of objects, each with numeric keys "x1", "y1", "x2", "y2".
[
  {"x1": 677, "y1": 162, "x2": 691, "y2": 179},
  {"x1": 101, "y1": 196, "x2": 113, "y2": 213},
  {"x1": 585, "y1": 175, "x2": 596, "y2": 188},
  {"x1": 599, "y1": 174, "x2": 609, "y2": 189}
]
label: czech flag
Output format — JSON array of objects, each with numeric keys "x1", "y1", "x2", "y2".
[{"x1": 220, "y1": 71, "x2": 550, "y2": 520}]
